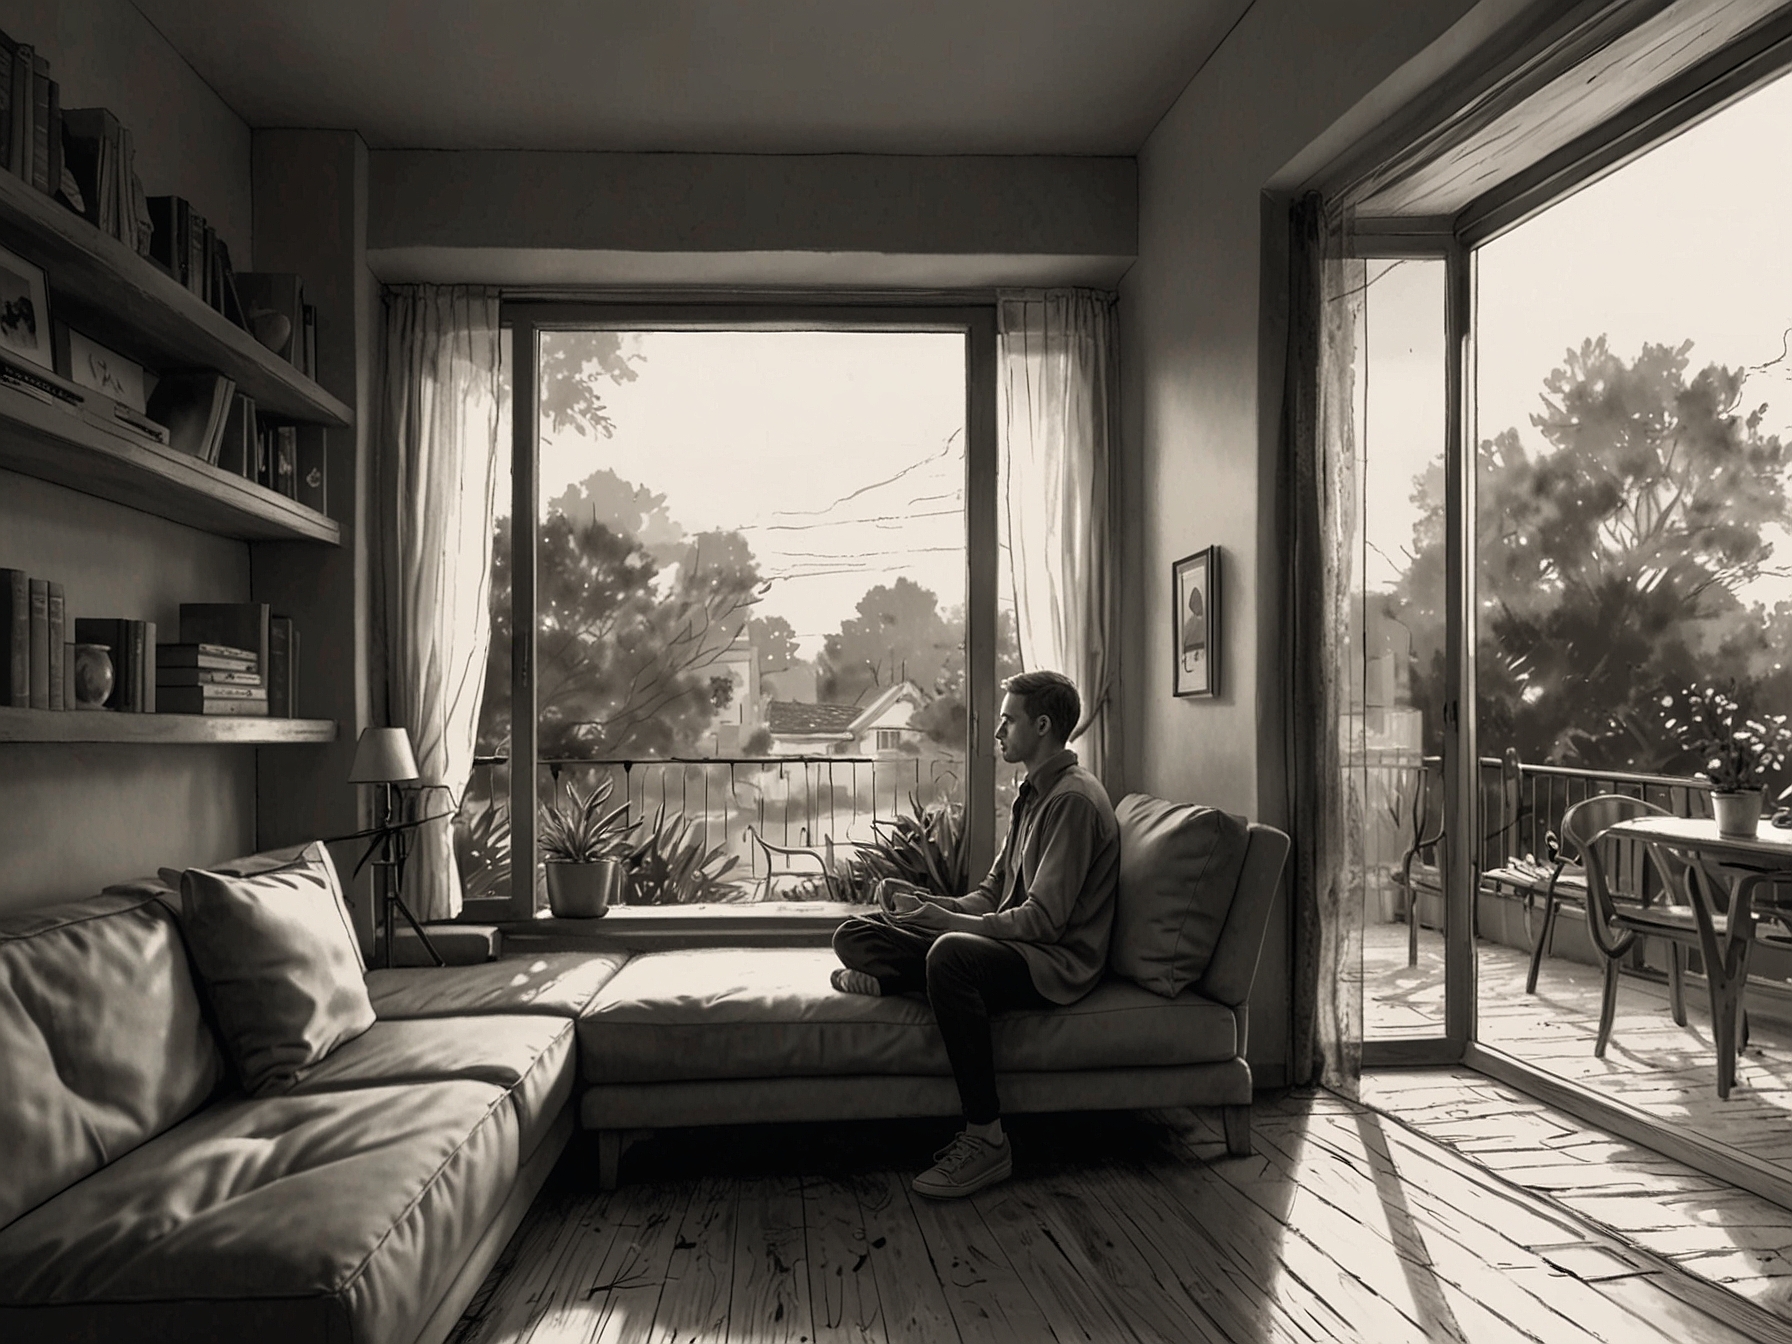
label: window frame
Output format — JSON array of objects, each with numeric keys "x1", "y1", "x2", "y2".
[{"x1": 485, "y1": 300, "x2": 999, "y2": 923}]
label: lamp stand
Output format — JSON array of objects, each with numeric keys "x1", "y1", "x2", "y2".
[{"x1": 376, "y1": 781, "x2": 445, "y2": 969}]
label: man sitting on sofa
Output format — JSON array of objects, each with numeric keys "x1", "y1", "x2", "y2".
[{"x1": 830, "y1": 669, "x2": 1121, "y2": 1199}]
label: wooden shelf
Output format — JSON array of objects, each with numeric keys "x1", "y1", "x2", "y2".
[
  {"x1": 0, "y1": 381, "x2": 339, "y2": 542},
  {"x1": 0, "y1": 171, "x2": 351, "y2": 427},
  {"x1": 0, "y1": 706, "x2": 337, "y2": 744}
]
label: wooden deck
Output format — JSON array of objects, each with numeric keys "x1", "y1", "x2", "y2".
[
  {"x1": 449, "y1": 1092, "x2": 1783, "y2": 1343},
  {"x1": 1366, "y1": 924, "x2": 1792, "y2": 1169}
]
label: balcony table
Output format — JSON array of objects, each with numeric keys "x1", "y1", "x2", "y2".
[{"x1": 1605, "y1": 813, "x2": 1792, "y2": 1098}]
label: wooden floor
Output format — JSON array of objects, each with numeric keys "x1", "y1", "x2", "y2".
[
  {"x1": 1363, "y1": 1067, "x2": 1792, "y2": 1322},
  {"x1": 1366, "y1": 923, "x2": 1792, "y2": 1169},
  {"x1": 449, "y1": 1093, "x2": 1782, "y2": 1344}
]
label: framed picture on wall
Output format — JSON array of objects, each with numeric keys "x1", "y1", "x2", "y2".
[
  {"x1": 0, "y1": 241, "x2": 52, "y2": 373},
  {"x1": 1173, "y1": 545, "x2": 1220, "y2": 698}
]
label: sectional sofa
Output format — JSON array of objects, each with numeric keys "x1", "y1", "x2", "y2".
[{"x1": 0, "y1": 795, "x2": 1287, "y2": 1344}]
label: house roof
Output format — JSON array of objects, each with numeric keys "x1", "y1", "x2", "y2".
[{"x1": 766, "y1": 701, "x2": 862, "y2": 736}]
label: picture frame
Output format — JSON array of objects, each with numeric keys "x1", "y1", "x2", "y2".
[
  {"x1": 54, "y1": 323, "x2": 148, "y2": 413},
  {"x1": 1173, "y1": 545, "x2": 1220, "y2": 698},
  {"x1": 0, "y1": 241, "x2": 52, "y2": 372}
]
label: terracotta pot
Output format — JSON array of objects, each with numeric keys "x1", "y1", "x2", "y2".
[
  {"x1": 544, "y1": 859, "x2": 628, "y2": 917},
  {"x1": 1711, "y1": 789, "x2": 1765, "y2": 840}
]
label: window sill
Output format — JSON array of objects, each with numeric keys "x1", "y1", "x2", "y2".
[{"x1": 492, "y1": 901, "x2": 861, "y2": 952}]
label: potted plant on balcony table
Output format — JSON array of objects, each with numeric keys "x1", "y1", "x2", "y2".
[
  {"x1": 1668, "y1": 683, "x2": 1792, "y2": 838},
  {"x1": 540, "y1": 777, "x2": 639, "y2": 917}
]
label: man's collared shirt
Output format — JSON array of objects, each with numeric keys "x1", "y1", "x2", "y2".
[{"x1": 939, "y1": 748, "x2": 1120, "y2": 1004}]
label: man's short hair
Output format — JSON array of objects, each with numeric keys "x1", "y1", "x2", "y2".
[{"x1": 1003, "y1": 670, "x2": 1081, "y2": 744}]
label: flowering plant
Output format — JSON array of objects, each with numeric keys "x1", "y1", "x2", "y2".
[{"x1": 1663, "y1": 684, "x2": 1792, "y2": 795}]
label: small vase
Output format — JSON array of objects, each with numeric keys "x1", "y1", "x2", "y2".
[
  {"x1": 1712, "y1": 789, "x2": 1765, "y2": 840},
  {"x1": 72, "y1": 643, "x2": 113, "y2": 710},
  {"x1": 544, "y1": 859, "x2": 628, "y2": 918}
]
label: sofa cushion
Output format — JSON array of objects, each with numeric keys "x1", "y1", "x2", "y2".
[
  {"x1": 578, "y1": 947, "x2": 1236, "y2": 1083},
  {"x1": 288, "y1": 1014, "x2": 574, "y2": 1161},
  {"x1": 181, "y1": 860, "x2": 377, "y2": 1095},
  {"x1": 0, "y1": 1080, "x2": 516, "y2": 1343},
  {"x1": 0, "y1": 894, "x2": 225, "y2": 1231},
  {"x1": 1110, "y1": 793, "x2": 1251, "y2": 997},
  {"x1": 164, "y1": 841, "x2": 362, "y2": 971},
  {"x1": 367, "y1": 951, "x2": 630, "y2": 1019}
]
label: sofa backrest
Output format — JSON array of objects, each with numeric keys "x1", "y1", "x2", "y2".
[
  {"x1": 0, "y1": 892, "x2": 225, "y2": 1230},
  {"x1": 1195, "y1": 823, "x2": 1292, "y2": 1007}
]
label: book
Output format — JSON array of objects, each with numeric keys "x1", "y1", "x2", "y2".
[
  {"x1": 45, "y1": 581, "x2": 63, "y2": 710},
  {"x1": 139, "y1": 619, "x2": 154, "y2": 713},
  {"x1": 0, "y1": 567, "x2": 25, "y2": 705},
  {"x1": 177, "y1": 604, "x2": 268, "y2": 679},
  {"x1": 0, "y1": 30, "x2": 14, "y2": 178},
  {"x1": 156, "y1": 642, "x2": 257, "y2": 672},
  {"x1": 159, "y1": 681, "x2": 265, "y2": 701},
  {"x1": 43, "y1": 75, "x2": 59, "y2": 202},
  {"x1": 301, "y1": 302, "x2": 317, "y2": 378},
  {"x1": 273, "y1": 424, "x2": 297, "y2": 497},
  {"x1": 296, "y1": 425, "x2": 327, "y2": 513},
  {"x1": 60, "y1": 641, "x2": 73, "y2": 710},
  {"x1": 27, "y1": 578, "x2": 47, "y2": 708},
  {"x1": 8, "y1": 44, "x2": 28, "y2": 185},
  {"x1": 217, "y1": 392, "x2": 256, "y2": 476},
  {"x1": 217, "y1": 238, "x2": 244, "y2": 329},
  {"x1": 154, "y1": 666, "x2": 262, "y2": 687},
  {"x1": 27, "y1": 53, "x2": 46, "y2": 193},
  {"x1": 145, "y1": 371, "x2": 235, "y2": 462},
  {"x1": 157, "y1": 687, "x2": 269, "y2": 716},
  {"x1": 185, "y1": 205, "x2": 206, "y2": 301},
  {"x1": 60, "y1": 108, "x2": 121, "y2": 234},
  {"x1": 147, "y1": 194, "x2": 183, "y2": 282},
  {"x1": 268, "y1": 615, "x2": 293, "y2": 716},
  {"x1": 235, "y1": 273, "x2": 305, "y2": 365}
]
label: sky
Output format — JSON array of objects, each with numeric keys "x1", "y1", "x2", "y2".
[
  {"x1": 536, "y1": 330, "x2": 966, "y2": 658},
  {"x1": 1360, "y1": 66, "x2": 1792, "y2": 602}
]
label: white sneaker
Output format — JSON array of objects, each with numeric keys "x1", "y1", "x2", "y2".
[{"x1": 911, "y1": 1131, "x2": 1012, "y2": 1199}]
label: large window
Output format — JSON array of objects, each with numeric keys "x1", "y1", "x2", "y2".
[{"x1": 457, "y1": 309, "x2": 999, "y2": 913}]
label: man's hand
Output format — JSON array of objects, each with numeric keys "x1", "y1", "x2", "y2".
[
  {"x1": 890, "y1": 900, "x2": 974, "y2": 934},
  {"x1": 874, "y1": 879, "x2": 928, "y2": 915}
]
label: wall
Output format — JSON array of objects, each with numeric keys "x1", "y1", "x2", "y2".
[
  {"x1": 366, "y1": 151, "x2": 1136, "y2": 289},
  {"x1": 1120, "y1": 0, "x2": 1487, "y2": 1082},
  {"x1": 0, "y1": 0, "x2": 255, "y2": 913}
]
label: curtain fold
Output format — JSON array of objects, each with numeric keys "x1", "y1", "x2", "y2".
[
  {"x1": 997, "y1": 289, "x2": 1120, "y2": 787},
  {"x1": 374, "y1": 285, "x2": 504, "y2": 922},
  {"x1": 1284, "y1": 195, "x2": 1364, "y2": 1092}
]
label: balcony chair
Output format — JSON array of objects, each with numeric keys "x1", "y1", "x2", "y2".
[
  {"x1": 1477, "y1": 749, "x2": 1595, "y2": 995},
  {"x1": 745, "y1": 824, "x2": 866, "y2": 902},
  {"x1": 1562, "y1": 795, "x2": 1715, "y2": 1072},
  {"x1": 1392, "y1": 758, "x2": 1444, "y2": 967}
]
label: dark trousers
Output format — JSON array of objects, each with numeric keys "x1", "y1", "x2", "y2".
[{"x1": 832, "y1": 913, "x2": 1050, "y2": 1125}]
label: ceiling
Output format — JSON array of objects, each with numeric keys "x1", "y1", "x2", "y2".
[{"x1": 131, "y1": 0, "x2": 1251, "y2": 155}]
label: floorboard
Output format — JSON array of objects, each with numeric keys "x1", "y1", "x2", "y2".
[{"x1": 449, "y1": 1096, "x2": 1780, "y2": 1344}]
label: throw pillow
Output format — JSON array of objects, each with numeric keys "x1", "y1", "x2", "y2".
[
  {"x1": 1110, "y1": 793, "x2": 1250, "y2": 997},
  {"x1": 179, "y1": 859, "x2": 376, "y2": 1095},
  {"x1": 162, "y1": 841, "x2": 362, "y2": 971}
]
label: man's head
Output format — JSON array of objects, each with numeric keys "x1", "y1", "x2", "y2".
[{"x1": 996, "y1": 670, "x2": 1081, "y2": 771}]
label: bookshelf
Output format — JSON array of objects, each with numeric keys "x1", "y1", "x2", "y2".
[
  {"x1": 0, "y1": 706, "x2": 337, "y2": 745},
  {"x1": 0, "y1": 169, "x2": 351, "y2": 426}
]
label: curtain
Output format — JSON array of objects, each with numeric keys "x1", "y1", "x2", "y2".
[
  {"x1": 374, "y1": 285, "x2": 504, "y2": 921},
  {"x1": 997, "y1": 289, "x2": 1120, "y2": 786},
  {"x1": 1284, "y1": 195, "x2": 1364, "y2": 1092}
]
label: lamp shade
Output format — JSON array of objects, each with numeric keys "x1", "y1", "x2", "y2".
[{"x1": 348, "y1": 727, "x2": 420, "y2": 783}]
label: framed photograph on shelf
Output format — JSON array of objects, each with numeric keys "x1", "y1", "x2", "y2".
[
  {"x1": 54, "y1": 324, "x2": 148, "y2": 412},
  {"x1": 0, "y1": 242, "x2": 52, "y2": 372},
  {"x1": 1172, "y1": 545, "x2": 1220, "y2": 698}
]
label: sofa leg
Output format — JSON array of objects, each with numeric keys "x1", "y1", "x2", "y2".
[
  {"x1": 1222, "y1": 1105, "x2": 1252, "y2": 1157},
  {"x1": 597, "y1": 1131, "x2": 622, "y2": 1191}
]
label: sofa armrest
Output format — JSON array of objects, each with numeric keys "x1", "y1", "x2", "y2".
[{"x1": 1194, "y1": 824, "x2": 1291, "y2": 1008}]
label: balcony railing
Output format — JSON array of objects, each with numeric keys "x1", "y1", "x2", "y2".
[{"x1": 454, "y1": 752, "x2": 977, "y2": 905}]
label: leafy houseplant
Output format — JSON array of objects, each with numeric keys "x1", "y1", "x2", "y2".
[
  {"x1": 1664, "y1": 684, "x2": 1792, "y2": 837},
  {"x1": 624, "y1": 805, "x2": 744, "y2": 905},
  {"x1": 539, "y1": 777, "x2": 638, "y2": 917}
]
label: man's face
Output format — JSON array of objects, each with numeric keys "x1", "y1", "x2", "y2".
[{"x1": 995, "y1": 691, "x2": 1045, "y2": 766}]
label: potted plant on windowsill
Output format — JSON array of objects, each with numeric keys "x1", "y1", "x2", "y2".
[
  {"x1": 540, "y1": 777, "x2": 639, "y2": 917},
  {"x1": 1666, "y1": 684, "x2": 1792, "y2": 838}
]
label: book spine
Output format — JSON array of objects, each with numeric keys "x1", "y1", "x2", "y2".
[
  {"x1": 302, "y1": 303, "x2": 317, "y2": 379},
  {"x1": 10, "y1": 45, "x2": 30, "y2": 183},
  {"x1": 275, "y1": 424, "x2": 297, "y2": 497},
  {"x1": 141, "y1": 620, "x2": 155, "y2": 713},
  {"x1": 1, "y1": 568, "x2": 25, "y2": 705},
  {"x1": 296, "y1": 425, "x2": 326, "y2": 513},
  {"x1": 268, "y1": 616, "x2": 291, "y2": 717},
  {"x1": 44, "y1": 78, "x2": 59, "y2": 202},
  {"x1": 27, "y1": 577, "x2": 47, "y2": 708},
  {"x1": 45, "y1": 581, "x2": 63, "y2": 710},
  {"x1": 0, "y1": 33, "x2": 13, "y2": 177},
  {"x1": 29, "y1": 60, "x2": 48, "y2": 193},
  {"x1": 187, "y1": 209, "x2": 206, "y2": 300}
]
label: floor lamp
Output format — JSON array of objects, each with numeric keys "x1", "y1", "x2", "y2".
[{"x1": 349, "y1": 726, "x2": 445, "y2": 968}]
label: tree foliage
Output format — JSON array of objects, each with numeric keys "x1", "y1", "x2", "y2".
[
  {"x1": 538, "y1": 332, "x2": 638, "y2": 441},
  {"x1": 1392, "y1": 336, "x2": 1792, "y2": 774},
  {"x1": 818, "y1": 576, "x2": 962, "y2": 705}
]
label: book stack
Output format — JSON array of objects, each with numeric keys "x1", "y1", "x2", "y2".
[
  {"x1": 2, "y1": 566, "x2": 65, "y2": 710},
  {"x1": 61, "y1": 108, "x2": 151, "y2": 255},
  {"x1": 156, "y1": 642, "x2": 266, "y2": 716},
  {"x1": 73, "y1": 616, "x2": 155, "y2": 712},
  {"x1": 0, "y1": 29, "x2": 57, "y2": 197},
  {"x1": 148, "y1": 196, "x2": 245, "y2": 327}
]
